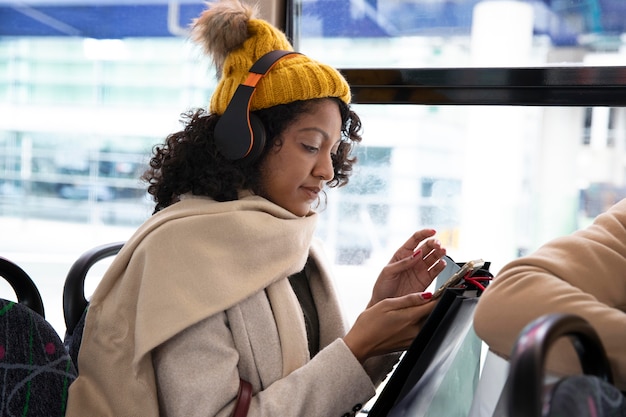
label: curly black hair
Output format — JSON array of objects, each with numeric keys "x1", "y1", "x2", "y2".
[{"x1": 141, "y1": 97, "x2": 362, "y2": 213}]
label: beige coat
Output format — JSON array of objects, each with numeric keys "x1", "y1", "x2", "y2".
[
  {"x1": 66, "y1": 195, "x2": 395, "y2": 416},
  {"x1": 474, "y1": 197, "x2": 626, "y2": 390},
  {"x1": 152, "y1": 242, "x2": 394, "y2": 417}
]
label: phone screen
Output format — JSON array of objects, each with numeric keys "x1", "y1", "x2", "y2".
[{"x1": 431, "y1": 259, "x2": 484, "y2": 300}]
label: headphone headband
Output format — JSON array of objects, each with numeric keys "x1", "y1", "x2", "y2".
[{"x1": 214, "y1": 50, "x2": 301, "y2": 162}]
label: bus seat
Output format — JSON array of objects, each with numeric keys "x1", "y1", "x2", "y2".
[
  {"x1": 0, "y1": 258, "x2": 77, "y2": 416},
  {"x1": 62, "y1": 241, "x2": 124, "y2": 371},
  {"x1": 0, "y1": 256, "x2": 45, "y2": 317},
  {"x1": 498, "y1": 312, "x2": 624, "y2": 417}
]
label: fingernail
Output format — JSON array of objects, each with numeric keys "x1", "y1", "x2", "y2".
[
  {"x1": 420, "y1": 292, "x2": 433, "y2": 300},
  {"x1": 411, "y1": 249, "x2": 422, "y2": 259}
]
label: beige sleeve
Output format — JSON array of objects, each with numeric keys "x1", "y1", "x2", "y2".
[{"x1": 474, "y1": 198, "x2": 626, "y2": 390}]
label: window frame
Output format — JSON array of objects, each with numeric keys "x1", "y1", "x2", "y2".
[{"x1": 340, "y1": 66, "x2": 626, "y2": 107}]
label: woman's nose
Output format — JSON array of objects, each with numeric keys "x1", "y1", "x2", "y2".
[{"x1": 313, "y1": 153, "x2": 334, "y2": 181}]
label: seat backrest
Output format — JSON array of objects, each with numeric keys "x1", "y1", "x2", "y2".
[
  {"x1": 0, "y1": 256, "x2": 45, "y2": 317},
  {"x1": 496, "y1": 312, "x2": 625, "y2": 417},
  {"x1": 62, "y1": 241, "x2": 124, "y2": 371},
  {"x1": 0, "y1": 258, "x2": 77, "y2": 416},
  {"x1": 63, "y1": 241, "x2": 124, "y2": 335}
]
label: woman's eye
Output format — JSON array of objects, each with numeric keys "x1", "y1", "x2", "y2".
[{"x1": 303, "y1": 144, "x2": 319, "y2": 153}]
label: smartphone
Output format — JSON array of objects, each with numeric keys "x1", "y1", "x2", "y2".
[{"x1": 431, "y1": 259, "x2": 485, "y2": 300}]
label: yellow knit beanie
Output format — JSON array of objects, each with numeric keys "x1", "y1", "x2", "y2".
[{"x1": 191, "y1": 0, "x2": 351, "y2": 115}]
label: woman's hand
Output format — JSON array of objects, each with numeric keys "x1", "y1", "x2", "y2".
[
  {"x1": 344, "y1": 292, "x2": 436, "y2": 362},
  {"x1": 368, "y1": 229, "x2": 447, "y2": 308}
]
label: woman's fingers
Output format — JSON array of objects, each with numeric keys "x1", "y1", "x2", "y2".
[
  {"x1": 346, "y1": 292, "x2": 438, "y2": 361},
  {"x1": 390, "y1": 244, "x2": 447, "y2": 276},
  {"x1": 394, "y1": 230, "x2": 446, "y2": 265},
  {"x1": 424, "y1": 252, "x2": 447, "y2": 277},
  {"x1": 383, "y1": 291, "x2": 434, "y2": 309},
  {"x1": 399, "y1": 229, "x2": 437, "y2": 255}
]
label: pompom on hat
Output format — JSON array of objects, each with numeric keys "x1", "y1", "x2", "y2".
[{"x1": 191, "y1": 0, "x2": 351, "y2": 115}]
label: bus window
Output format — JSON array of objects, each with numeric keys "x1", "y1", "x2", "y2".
[{"x1": 1, "y1": 0, "x2": 625, "y2": 333}]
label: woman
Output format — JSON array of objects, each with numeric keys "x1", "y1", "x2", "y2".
[{"x1": 65, "y1": 1, "x2": 447, "y2": 416}]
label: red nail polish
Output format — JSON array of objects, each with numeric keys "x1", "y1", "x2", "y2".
[
  {"x1": 420, "y1": 292, "x2": 433, "y2": 300},
  {"x1": 412, "y1": 249, "x2": 422, "y2": 258}
]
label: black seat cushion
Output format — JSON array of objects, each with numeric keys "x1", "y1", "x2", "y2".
[
  {"x1": 547, "y1": 374, "x2": 626, "y2": 417},
  {"x1": 0, "y1": 299, "x2": 77, "y2": 416},
  {"x1": 64, "y1": 306, "x2": 87, "y2": 373}
]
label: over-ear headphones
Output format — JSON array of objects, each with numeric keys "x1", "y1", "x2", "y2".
[{"x1": 214, "y1": 50, "x2": 301, "y2": 164}]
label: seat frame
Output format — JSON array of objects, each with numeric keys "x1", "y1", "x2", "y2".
[
  {"x1": 0, "y1": 256, "x2": 45, "y2": 317},
  {"x1": 63, "y1": 241, "x2": 124, "y2": 335}
]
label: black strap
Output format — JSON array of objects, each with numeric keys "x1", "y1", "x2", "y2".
[{"x1": 248, "y1": 50, "x2": 300, "y2": 75}]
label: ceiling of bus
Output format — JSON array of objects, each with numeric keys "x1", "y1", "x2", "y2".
[{"x1": 0, "y1": 0, "x2": 624, "y2": 48}]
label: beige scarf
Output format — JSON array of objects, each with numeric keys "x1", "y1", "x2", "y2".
[{"x1": 66, "y1": 194, "x2": 317, "y2": 416}]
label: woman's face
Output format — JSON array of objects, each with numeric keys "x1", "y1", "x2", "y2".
[{"x1": 258, "y1": 99, "x2": 342, "y2": 217}]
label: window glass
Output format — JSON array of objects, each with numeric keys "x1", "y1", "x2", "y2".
[
  {"x1": 294, "y1": 0, "x2": 626, "y2": 323},
  {"x1": 0, "y1": 33, "x2": 215, "y2": 333},
  {"x1": 296, "y1": 0, "x2": 626, "y2": 68},
  {"x1": 1, "y1": 0, "x2": 625, "y2": 335},
  {"x1": 320, "y1": 102, "x2": 626, "y2": 322}
]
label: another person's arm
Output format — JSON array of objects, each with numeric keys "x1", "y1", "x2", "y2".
[{"x1": 474, "y1": 198, "x2": 626, "y2": 390}]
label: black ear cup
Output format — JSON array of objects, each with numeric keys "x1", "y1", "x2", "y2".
[
  {"x1": 246, "y1": 113, "x2": 267, "y2": 163},
  {"x1": 214, "y1": 106, "x2": 266, "y2": 165},
  {"x1": 213, "y1": 84, "x2": 262, "y2": 163},
  {"x1": 213, "y1": 50, "x2": 300, "y2": 165}
]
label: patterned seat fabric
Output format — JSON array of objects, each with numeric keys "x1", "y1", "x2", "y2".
[
  {"x1": 63, "y1": 306, "x2": 87, "y2": 373},
  {"x1": 547, "y1": 374, "x2": 626, "y2": 417},
  {"x1": 0, "y1": 299, "x2": 77, "y2": 416}
]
